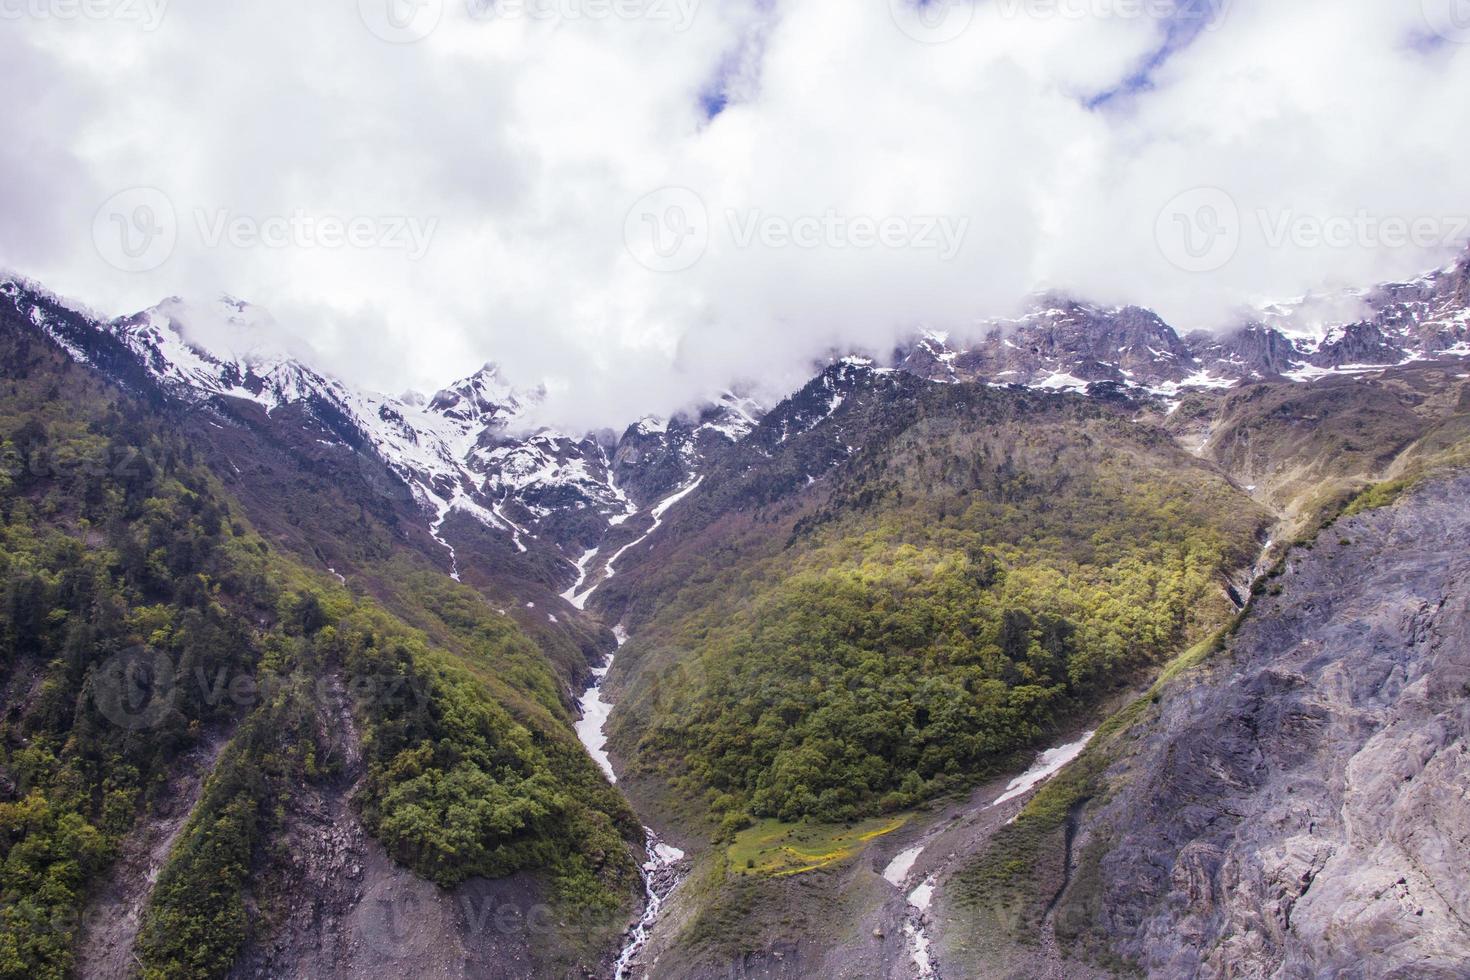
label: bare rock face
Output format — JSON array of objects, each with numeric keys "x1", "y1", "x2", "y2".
[{"x1": 1070, "y1": 472, "x2": 1470, "y2": 978}]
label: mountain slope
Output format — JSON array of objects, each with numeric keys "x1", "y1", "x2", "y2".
[
  {"x1": 944, "y1": 468, "x2": 1470, "y2": 978},
  {"x1": 0, "y1": 296, "x2": 642, "y2": 979},
  {"x1": 2, "y1": 248, "x2": 1470, "y2": 979},
  {"x1": 568, "y1": 362, "x2": 1270, "y2": 975},
  {"x1": 57, "y1": 288, "x2": 773, "y2": 614}
]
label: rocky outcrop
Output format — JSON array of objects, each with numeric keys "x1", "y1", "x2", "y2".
[
  {"x1": 225, "y1": 675, "x2": 621, "y2": 980},
  {"x1": 1186, "y1": 324, "x2": 1300, "y2": 379},
  {"x1": 893, "y1": 250, "x2": 1470, "y2": 396},
  {"x1": 75, "y1": 733, "x2": 230, "y2": 979},
  {"x1": 896, "y1": 301, "x2": 1202, "y2": 390},
  {"x1": 1063, "y1": 472, "x2": 1470, "y2": 978},
  {"x1": 1306, "y1": 321, "x2": 1406, "y2": 368}
]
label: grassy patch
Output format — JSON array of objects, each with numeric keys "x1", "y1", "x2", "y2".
[
  {"x1": 1149, "y1": 634, "x2": 1222, "y2": 691},
  {"x1": 947, "y1": 696, "x2": 1150, "y2": 959},
  {"x1": 1321, "y1": 436, "x2": 1470, "y2": 531},
  {"x1": 727, "y1": 815, "x2": 907, "y2": 877},
  {"x1": 1340, "y1": 475, "x2": 1419, "y2": 519},
  {"x1": 947, "y1": 632, "x2": 1227, "y2": 961}
]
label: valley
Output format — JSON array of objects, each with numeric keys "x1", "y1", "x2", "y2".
[{"x1": 1, "y1": 251, "x2": 1469, "y2": 977}]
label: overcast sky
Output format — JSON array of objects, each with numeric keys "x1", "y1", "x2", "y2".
[{"x1": 4, "y1": 0, "x2": 1470, "y2": 429}]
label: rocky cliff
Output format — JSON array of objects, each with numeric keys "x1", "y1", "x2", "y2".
[{"x1": 995, "y1": 472, "x2": 1470, "y2": 978}]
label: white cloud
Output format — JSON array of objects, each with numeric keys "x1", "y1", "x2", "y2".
[{"x1": 2, "y1": 0, "x2": 1468, "y2": 431}]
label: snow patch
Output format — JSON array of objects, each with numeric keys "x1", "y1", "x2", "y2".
[
  {"x1": 586, "y1": 477, "x2": 705, "y2": 602},
  {"x1": 560, "y1": 545, "x2": 602, "y2": 609},
  {"x1": 883, "y1": 845, "x2": 924, "y2": 886},
  {"x1": 994, "y1": 731, "x2": 1096, "y2": 809},
  {"x1": 903, "y1": 920, "x2": 936, "y2": 979},
  {"x1": 652, "y1": 841, "x2": 685, "y2": 864},
  {"x1": 1033, "y1": 371, "x2": 1090, "y2": 392},
  {"x1": 908, "y1": 875, "x2": 936, "y2": 912},
  {"x1": 575, "y1": 659, "x2": 617, "y2": 783}
]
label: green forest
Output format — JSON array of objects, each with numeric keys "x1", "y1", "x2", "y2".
[
  {"x1": 0, "y1": 325, "x2": 638, "y2": 979},
  {"x1": 609, "y1": 389, "x2": 1268, "y2": 827}
]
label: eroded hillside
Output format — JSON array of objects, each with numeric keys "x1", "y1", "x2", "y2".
[{"x1": 945, "y1": 469, "x2": 1470, "y2": 978}]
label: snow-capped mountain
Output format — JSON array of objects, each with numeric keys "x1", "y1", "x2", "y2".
[
  {"x1": 609, "y1": 392, "x2": 762, "y2": 502},
  {"x1": 106, "y1": 297, "x2": 330, "y2": 411},
  {"x1": 0, "y1": 279, "x2": 768, "y2": 592},
  {"x1": 892, "y1": 251, "x2": 1470, "y2": 399},
  {"x1": 895, "y1": 300, "x2": 1205, "y2": 393},
  {"x1": 4, "y1": 247, "x2": 1469, "y2": 598}
]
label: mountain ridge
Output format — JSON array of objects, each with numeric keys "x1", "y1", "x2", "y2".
[
  {"x1": 4, "y1": 251, "x2": 1470, "y2": 978},
  {"x1": 6, "y1": 248, "x2": 1470, "y2": 597}
]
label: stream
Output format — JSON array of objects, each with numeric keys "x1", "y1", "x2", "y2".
[{"x1": 575, "y1": 625, "x2": 687, "y2": 980}]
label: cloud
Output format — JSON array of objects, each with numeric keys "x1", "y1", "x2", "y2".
[{"x1": 2, "y1": 0, "x2": 1468, "y2": 431}]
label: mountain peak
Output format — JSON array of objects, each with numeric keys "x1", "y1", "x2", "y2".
[
  {"x1": 125, "y1": 295, "x2": 308, "y2": 369},
  {"x1": 427, "y1": 360, "x2": 529, "y2": 428}
]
